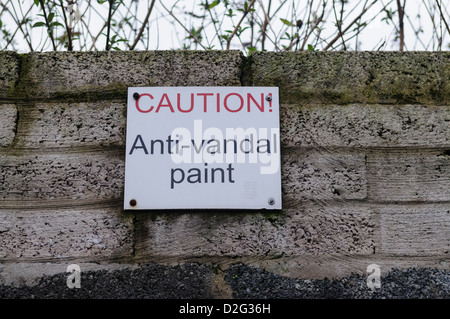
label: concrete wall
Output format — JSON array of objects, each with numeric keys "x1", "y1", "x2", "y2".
[{"x1": 0, "y1": 50, "x2": 449, "y2": 298}]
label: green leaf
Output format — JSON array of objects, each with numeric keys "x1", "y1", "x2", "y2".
[
  {"x1": 34, "y1": 0, "x2": 40, "y2": 7},
  {"x1": 50, "y1": 21, "x2": 64, "y2": 28},
  {"x1": 247, "y1": 46, "x2": 257, "y2": 54},
  {"x1": 208, "y1": 0, "x2": 220, "y2": 10},
  {"x1": 307, "y1": 44, "x2": 315, "y2": 51},
  {"x1": 48, "y1": 12, "x2": 54, "y2": 23},
  {"x1": 32, "y1": 21, "x2": 46, "y2": 28},
  {"x1": 280, "y1": 18, "x2": 295, "y2": 27},
  {"x1": 225, "y1": 8, "x2": 235, "y2": 17}
]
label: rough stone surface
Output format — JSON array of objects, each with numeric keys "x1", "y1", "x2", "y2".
[
  {"x1": 0, "y1": 208, "x2": 133, "y2": 260},
  {"x1": 15, "y1": 101, "x2": 126, "y2": 148},
  {"x1": 0, "y1": 150, "x2": 124, "y2": 203},
  {"x1": 281, "y1": 103, "x2": 450, "y2": 148},
  {"x1": 0, "y1": 104, "x2": 17, "y2": 147},
  {"x1": 16, "y1": 51, "x2": 243, "y2": 99},
  {"x1": 252, "y1": 51, "x2": 450, "y2": 104},
  {"x1": 0, "y1": 52, "x2": 19, "y2": 99},
  {"x1": 379, "y1": 204, "x2": 450, "y2": 255},
  {"x1": 366, "y1": 149, "x2": 450, "y2": 202},
  {"x1": 282, "y1": 150, "x2": 367, "y2": 203},
  {"x1": 134, "y1": 204, "x2": 376, "y2": 259}
]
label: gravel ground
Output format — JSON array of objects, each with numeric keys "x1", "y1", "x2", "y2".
[
  {"x1": 226, "y1": 264, "x2": 450, "y2": 299},
  {"x1": 0, "y1": 263, "x2": 211, "y2": 299},
  {"x1": 0, "y1": 263, "x2": 449, "y2": 299}
]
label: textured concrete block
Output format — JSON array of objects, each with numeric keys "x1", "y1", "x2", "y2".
[
  {"x1": 0, "y1": 150, "x2": 124, "y2": 203},
  {"x1": 1, "y1": 50, "x2": 449, "y2": 281},
  {"x1": 379, "y1": 204, "x2": 450, "y2": 255},
  {"x1": 282, "y1": 150, "x2": 367, "y2": 204},
  {"x1": 0, "y1": 104, "x2": 17, "y2": 147},
  {"x1": 252, "y1": 51, "x2": 450, "y2": 104},
  {"x1": 367, "y1": 150, "x2": 450, "y2": 202},
  {"x1": 0, "y1": 52, "x2": 19, "y2": 98},
  {"x1": 16, "y1": 101, "x2": 126, "y2": 148},
  {"x1": 281, "y1": 104, "x2": 450, "y2": 148},
  {"x1": 134, "y1": 203, "x2": 376, "y2": 259},
  {"x1": 17, "y1": 51, "x2": 243, "y2": 99},
  {"x1": 0, "y1": 207, "x2": 133, "y2": 260}
]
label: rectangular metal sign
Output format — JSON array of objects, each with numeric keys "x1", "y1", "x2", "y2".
[{"x1": 124, "y1": 86, "x2": 281, "y2": 210}]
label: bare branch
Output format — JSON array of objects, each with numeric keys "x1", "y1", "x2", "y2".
[
  {"x1": 105, "y1": 0, "x2": 114, "y2": 51},
  {"x1": 130, "y1": 0, "x2": 156, "y2": 50},
  {"x1": 159, "y1": 0, "x2": 207, "y2": 50},
  {"x1": 226, "y1": 0, "x2": 257, "y2": 50},
  {"x1": 39, "y1": 0, "x2": 57, "y2": 51},
  {"x1": 1, "y1": 1, "x2": 35, "y2": 51},
  {"x1": 59, "y1": 0, "x2": 73, "y2": 51},
  {"x1": 435, "y1": 0, "x2": 450, "y2": 35},
  {"x1": 323, "y1": 0, "x2": 377, "y2": 51},
  {"x1": 396, "y1": 0, "x2": 405, "y2": 51},
  {"x1": 300, "y1": 0, "x2": 326, "y2": 51}
]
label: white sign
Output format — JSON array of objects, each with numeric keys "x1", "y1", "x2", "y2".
[{"x1": 124, "y1": 86, "x2": 281, "y2": 210}]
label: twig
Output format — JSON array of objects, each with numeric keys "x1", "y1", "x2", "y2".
[
  {"x1": 259, "y1": 0, "x2": 271, "y2": 51},
  {"x1": 130, "y1": 0, "x2": 156, "y2": 50},
  {"x1": 159, "y1": 0, "x2": 207, "y2": 50},
  {"x1": 105, "y1": 0, "x2": 114, "y2": 50},
  {"x1": 355, "y1": 0, "x2": 369, "y2": 50},
  {"x1": 323, "y1": 0, "x2": 377, "y2": 51},
  {"x1": 421, "y1": 0, "x2": 439, "y2": 49},
  {"x1": 60, "y1": 0, "x2": 73, "y2": 51},
  {"x1": 88, "y1": 3, "x2": 122, "y2": 51},
  {"x1": 332, "y1": 0, "x2": 347, "y2": 50},
  {"x1": 226, "y1": 0, "x2": 257, "y2": 50},
  {"x1": 39, "y1": 0, "x2": 57, "y2": 51},
  {"x1": 205, "y1": 0, "x2": 224, "y2": 49},
  {"x1": 300, "y1": 0, "x2": 325, "y2": 51},
  {"x1": 396, "y1": 0, "x2": 405, "y2": 51},
  {"x1": 435, "y1": 0, "x2": 450, "y2": 36},
  {"x1": 1, "y1": 1, "x2": 34, "y2": 51}
]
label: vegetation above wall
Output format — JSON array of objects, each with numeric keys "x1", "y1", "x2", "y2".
[{"x1": 0, "y1": 0, "x2": 449, "y2": 53}]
